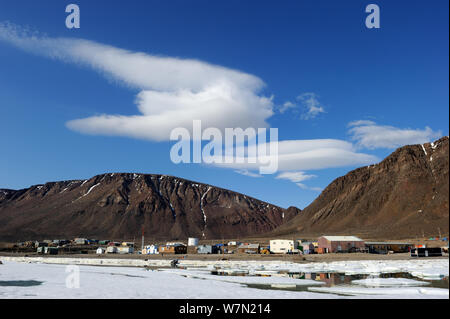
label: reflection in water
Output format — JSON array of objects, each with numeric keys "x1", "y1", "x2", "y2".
[
  {"x1": 286, "y1": 272, "x2": 366, "y2": 287},
  {"x1": 212, "y1": 270, "x2": 449, "y2": 291}
]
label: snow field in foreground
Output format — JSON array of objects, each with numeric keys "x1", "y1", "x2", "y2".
[{"x1": 0, "y1": 259, "x2": 448, "y2": 299}]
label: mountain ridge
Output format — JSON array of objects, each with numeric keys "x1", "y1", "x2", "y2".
[
  {"x1": 0, "y1": 173, "x2": 300, "y2": 241},
  {"x1": 271, "y1": 136, "x2": 449, "y2": 239}
]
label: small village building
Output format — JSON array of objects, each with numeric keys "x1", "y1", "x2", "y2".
[
  {"x1": 237, "y1": 243, "x2": 260, "y2": 254},
  {"x1": 159, "y1": 244, "x2": 187, "y2": 254},
  {"x1": 142, "y1": 245, "x2": 159, "y2": 255},
  {"x1": 74, "y1": 238, "x2": 88, "y2": 245},
  {"x1": 166, "y1": 242, "x2": 185, "y2": 246},
  {"x1": 23, "y1": 241, "x2": 34, "y2": 248},
  {"x1": 106, "y1": 246, "x2": 118, "y2": 254},
  {"x1": 269, "y1": 239, "x2": 299, "y2": 254},
  {"x1": 197, "y1": 245, "x2": 219, "y2": 254},
  {"x1": 411, "y1": 247, "x2": 442, "y2": 257},
  {"x1": 35, "y1": 241, "x2": 48, "y2": 248},
  {"x1": 317, "y1": 236, "x2": 365, "y2": 253},
  {"x1": 226, "y1": 242, "x2": 240, "y2": 254},
  {"x1": 300, "y1": 242, "x2": 315, "y2": 254},
  {"x1": 43, "y1": 247, "x2": 58, "y2": 255},
  {"x1": 108, "y1": 241, "x2": 121, "y2": 247},
  {"x1": 117, "y1": 246, "x2": 134, "y2": 254},
  {"x1": 366, "y1": 242, "x2": 413, "y2": 254},
  {"x1": 96, "y1": 247, "x2": 106, "y2": 254},
  {"x1": 215, "y1": 244, "x2": 226, "y2": 254},
  {"x1": 59, "y1": 239, "x2": 70, "y2": 246},
  {"x1": 188, "y1": 238, "x2": 199, "y2": 246}
]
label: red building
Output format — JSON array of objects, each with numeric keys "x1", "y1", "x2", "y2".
[{"x1": 318, "y1": 236, "x2": 365, "y2": 253}]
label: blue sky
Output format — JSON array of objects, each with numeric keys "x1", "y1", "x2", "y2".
[{"x1": 0, "y1": 0, "x2": 448, "y2": 209}]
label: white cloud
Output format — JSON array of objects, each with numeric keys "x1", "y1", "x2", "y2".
[
  {"x1": 276, "y1": 171, "x2": 316, "y2": 183},
  {"x1": 207, "y1": 139, "x2": 379, "y2": 171},
  {"x1": 279, "y1": 101, "x2": 296, "y2": 114},
  {"x1": 347, "y1": 120, "x2": 376, "y2": 127},
  {"x1": 296, "y1": 183, "x2": 323, "y2": 192},
  {"x1": 277, "y1": 93, "x2": 326, "y2": 119},
  {"x1": 276, "y1": 171, "x2": 322, "y2": 191},
  {"x1": 0, "y1": 22, "x2": 273, "y2": 141},
  {"x1": 348, "y1": 120, "x2": 442, "y2": 149},
  {"x1": 297, "y1": 93, "x2": 326, "y2": 120},
  {"x1": 234, "y1": 169, "x2": 262, "y2": 178}
]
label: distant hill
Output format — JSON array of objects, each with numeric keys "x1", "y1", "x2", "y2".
[
  {"x1": 0, "y1": 174, "x2": 299, "y2": 241},
  {"x1": 271, "y1": 137, "x2": 449, "y2": 239}
]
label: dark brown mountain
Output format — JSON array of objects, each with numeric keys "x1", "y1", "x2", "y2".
[
  {"x1": 273, "y1": 136, "x2": 449, "y2": 239},
  {"x1": 0, "y1": 174, "x2": 299, "y2": 242}
]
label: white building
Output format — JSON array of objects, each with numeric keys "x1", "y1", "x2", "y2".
[
  {"x1": 96, "y1": 247, "x2": 106, "y2": 254},
  {"x1": 142, "y1": 245, "x2": 159, "y2": 255},
  {"x1": 117, "y1": 246, "x2": 134, "y2": 254},
  {"x1": 166, "y1": 242, "x2": 185, "y2": 246},
  {"x1": 74, "y1": 238, "x2": 87, "y2": 245},
  {"x1": 188, "y1": 238, "x2": 199, "y2": 246},
  {"x1": 106, "y1": 246, "x2": 118, "y2": 254},
  {"x1": 269, "y1": 239, "x2": 299, "y2": 254}
]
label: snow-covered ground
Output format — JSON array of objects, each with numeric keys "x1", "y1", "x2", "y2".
[{"x1": 0, "y1": 259, "x2": 448, "y2": 299}]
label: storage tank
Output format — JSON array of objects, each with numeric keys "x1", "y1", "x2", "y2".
[{"x1": 188, "y1": 237, "x2": 199, "y2": 246}]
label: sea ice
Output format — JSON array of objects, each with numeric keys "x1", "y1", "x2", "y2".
[
  {"x1": 308, "y1": 286, "x2": 448, "y2": 298},
  {"x1": 352, "y1": 278, "x2": 430, "y2": 287}
]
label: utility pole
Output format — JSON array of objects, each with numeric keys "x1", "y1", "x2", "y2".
[
  {"x1": 141, "y1": 226, "x2": 145, "y2": 252},
  {"x1": 438, "y1": 227, "x2": 442, "y2": 239}
]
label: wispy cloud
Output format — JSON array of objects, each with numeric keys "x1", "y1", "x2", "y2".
[
  {"x1": 234, "y1": 169, "x2": 262, "y2": 178},
  {"x1": 298, "y1": 92, "x2": 326, "y2": 120},
  {"x1": 278, "y1": 93, "x2": 326, "y2": 119},
  {"x1": 0, "y1": 22, "x2": 273, "y2": 141},
  {"x1": 279, "y1": 101, "x2": 296, "y2": 114},
  {"x1": 275, "y1": 171, "x2": 316, "y2": 183},
  {"x1": 296, "y1": 183, "x2": 323, "y2": 192},
  {"x1": 348, "y1": 120, "x2": 442, "y2": 149},
  {"x1": 276, "y1": 171, "x2": 322, "y2": 191}
]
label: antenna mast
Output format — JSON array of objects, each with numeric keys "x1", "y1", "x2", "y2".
[{"x1": 141, "y1": 226, "x2": 145, "y2": 252}]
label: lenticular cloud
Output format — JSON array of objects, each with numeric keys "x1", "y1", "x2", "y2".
[{"x1": 0, "y1": 21, "x2": 273, "y2": 141}]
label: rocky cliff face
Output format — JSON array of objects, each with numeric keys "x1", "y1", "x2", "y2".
[
  {"x1": 273, "y1": 137, "x2": 449, "y2": 239},
  {"x1": 0, "y1": 174, "x2": 299, "y2": 241}
]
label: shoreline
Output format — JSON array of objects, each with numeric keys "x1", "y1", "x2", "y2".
[{"x1": 1, "y1": 252, "x2": 448, "y2": 268}]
